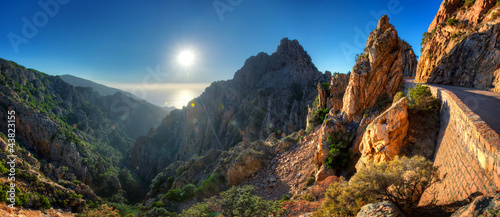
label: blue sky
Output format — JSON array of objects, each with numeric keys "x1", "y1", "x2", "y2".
[{"x1": 0, "y1": 0, "x2": 441, "y2": 107}]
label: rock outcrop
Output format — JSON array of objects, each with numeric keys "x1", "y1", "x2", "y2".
[
  {"x1": 401, "y1": 41, "x2": 417, "y2": 77},
  {"x1": 356, "y1": 97, "x2": 408, "y2": 171},
  {"x1": 357, "y1": 201, "x2": 405, "y2": 217},
  {"x1": 341, "y1": 15, "x2": 416, "y2": 121},
  {"x1": 451, "y1": 194, "x2": 500, "y2": 217},
  {"x1": 129, "y1": 38, "x2": 324, "y2": 182},
  {"x1": 416, "y1": 0, "x2": 500, "y2": 92},
  {"x1": 316, "y1": 72, "x2": 350, "y2": 112}
]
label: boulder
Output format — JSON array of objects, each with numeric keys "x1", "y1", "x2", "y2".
[
  {"x1": 451, "y1": 194, "x2": 500, "y2": 217},
  {"x1": 357, "y1": 201, "x2": 405, "y2": 217},
  {"x1": 356, "y1": 97, "x2": 408, "y2": 171}
]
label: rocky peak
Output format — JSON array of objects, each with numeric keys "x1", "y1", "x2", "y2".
[
  {"x1": 341, "y1": 15, "x2": 416, "y2": 121},
  {"x1": 275, "y1": 38, "x2": 312, "y2": 65}
]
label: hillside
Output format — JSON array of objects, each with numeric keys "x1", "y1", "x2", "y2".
[{"x1": 0, "y1": 58, "x2": 169, "y2": 205}]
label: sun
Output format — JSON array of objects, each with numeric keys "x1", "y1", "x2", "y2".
[{"x1": 178, "y1": 50, "x2": 194, "y2": 66}]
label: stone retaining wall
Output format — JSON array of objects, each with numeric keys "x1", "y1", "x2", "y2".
[{"x1": 405, "y1": 81, "x2": 500, "y2": 205}]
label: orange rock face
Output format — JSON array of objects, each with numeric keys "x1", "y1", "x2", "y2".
[
  {"x1": 355, "y1": 97, "x2": 409, "y2": 171},
  {"x1": 341, "y1": 15, "x2": 415, "y2": 121},
  {"x1": 416, "y1": 0, "x2": 500, "y2": 92}
]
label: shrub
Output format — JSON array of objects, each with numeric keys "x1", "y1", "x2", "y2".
[
  {"x1": 76, "y1": 204, "x2": 120, "y2": 217},
  {"x1": 314, "y1": 156, "x2": 440, "y2": 216},
  {"x1": 182, "y1": 202, "x2": 212, "y2": 217},
  {"x1": 152, "y1": 201, "x2": 165, "y2": 208},
  {"x1": 351, "y1": 156, "x2": 440, "y2": 209},
  {"x1": 0, "y1": 160, "x2": 9, "y2": 174},
  {"x1": 464, "y1": 0, "x2": 475, "y2": 7},
  {"x1": 303, "y1": 194, "x2": 315, "y2": 202},
  {"x1": 217, "y1": 185, "x2": 274, "y2": 217},
  {"x1": 183, "y1": 185, "x2": 275, "y2": 217},
  {"x1": 144, "y1": 207, "x2": 176, "y2": 217},
  {"x1": 393, "y1": 91, "x2": 406, "y2": 102},
  {"x1": 175, "y1": 165, "x2": 185, "y2": 176},
  {"x1": 195, "y1": 173, "x2": 224, "y2": 197},
  {"x1": 310, "y1": 108, "x2": 330, "y2": 126},
  {"x1": 40, "y1": 195, "x2": 51, "y2": 209},
  {"x1": 325, "y1": 132, "x2": 351, "y2": 170},
  {"x1": 447, "y1": 18, "x2": 458, "y2": 26},
  {"x1": 408, "y1": 84, "x2": 439, "y2": 113},
  {"x1": 306, "y1": 176, "x2": 315, "y2": 186}
]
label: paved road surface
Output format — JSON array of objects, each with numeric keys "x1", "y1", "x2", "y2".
[{"x1": 406, "y1": 79, "x2": 500, "y2": 136}]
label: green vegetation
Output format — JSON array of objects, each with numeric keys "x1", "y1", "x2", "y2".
[
  {"x1": 303, "y1": 193, "x2": 315, "y2": 202},
  {"x1": 325, "y1": 131, "x2": 352, "y2": 170},
  {"x1": 162, "y1": 183, "x2": 196, "y2": 202},
  {"x1": 447, "y1": 18, "x2": 459, "y2": 26},
  {"x1": 0, "y1": 159, "x2": 9, "y2": 174},
  {"x1": 195, "y1": 173, "x2": 224, "y2": 197},
  {"x1": 306, "y1": 176, "x2": 315, "y2": 186},
  {"x1": 76, "y1": 204, "x2": 120, "y2": 217},
  {"x1": 355, "y1": 53, "x2": 369, "y2": 62},
  {"x1": 183, "y1": 185, "x2": 278, "y2": 217},
  {"x1": 393, "y1": 91, "x2": 406, "y2": 102},
  {"x1": 408, "y1": 84, "x2": 440, "y2": 113},
  {"x1": 464, "y1": 0, "x2": 475, "y2": 7},
  {"x1": 314, "y1": 156, "x2": 440, "y2": 216},
  {"x1": 175, "y1": 165, "x2": 185, "y2": 176}
]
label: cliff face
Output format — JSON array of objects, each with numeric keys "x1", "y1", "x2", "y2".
[
  {"x1": 416, "y1": 0, "x2": 500, "y2": 92},
  {"x1": 0, "y1": 59, "x2": 167, "y2": 201},
  {"x1": 341, "y1": 15, "x2": 416, "y2": 121},
  {"x1": 128, "y1": 38, "x2": 324, "y2": 182}
]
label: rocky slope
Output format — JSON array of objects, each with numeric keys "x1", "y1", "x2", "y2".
[
  {"x1": 416, "y1": 0, "x2": 500, "y2": 92},
  {"x1": 128, "y1": 38, "x2": 325, "y2": 182},
  {"x1": 0, "y1": 58, "x2": 168, "y2": 202}
]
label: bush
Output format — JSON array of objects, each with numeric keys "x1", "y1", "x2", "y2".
[
  {"x1": 314, "y1": 156, "x2": 440, "y2": 216},
  {"x1": 195, "y1": 173, "x2": 224, "y2": 197},
  {"x1": 76, "y1": 204, "x2": 120, "y2": 217},
  {"x1": 144, "y1": 207, "x2": 176, "y2": 217},
  {"x1": 464, "y1": 0, "x2": 475, "y2": 7},
  {"x1": 306, "y1": 176, "x2": 315, "y2": 186},
  {"x1": 0, "y1": 160, "x2": 9, "y2": 174},
  {"x1": 40, "y1": 195, "x2": 51, "y2": 209},
  {"x1": 175, "y1": 165, "x2": 185, "y2": 176},
  {"x1": 183, "y1": 185, "x2": 275, "y2": 217},
  {"x1": 303, "y1": 194, "x2": 315, "y2": 202},
  {"x1": 393, "y1": 91, "x2": 406, "y2": 103},
  {"x1": 182, "y1": 202, "x2": 212, "y2": 217},
  {"x1": 447, "y1": 18, "x2": 458, "y2": 26},
  {"x1": 325, "y1": 132, "x2": 351, "y2": 170},
  {"x1": 310, "y1": 108, "x2": 330, "y2": 126},
  {"x1": 408, "y1": 84, "x2": 439, "y2": 113}
]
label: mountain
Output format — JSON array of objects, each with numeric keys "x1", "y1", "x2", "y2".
[
  {"x1": 416, "y1": 0, "x2": 500, "y2": 92},
  {"x1": 128, "y1": 38, "x2": 326, "y2": 182},
  {"x1": 0, "y1": 58, "x2": 169, "y2": 203},
  {"x1": 59, "y1": 74, "x2": 132, "y2": 97}
]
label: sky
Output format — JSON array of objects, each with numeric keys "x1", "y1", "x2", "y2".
[{"x1": 0, "y1": 0, "x2": 442, "y2": 108}]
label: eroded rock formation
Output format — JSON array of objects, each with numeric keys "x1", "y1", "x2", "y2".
[
  {"x1": 341, "y1": 15, "x2": 416, "y2": 121},
  {"x1": 355, "y1": 97, "x2": 408, "y2": 171}
]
